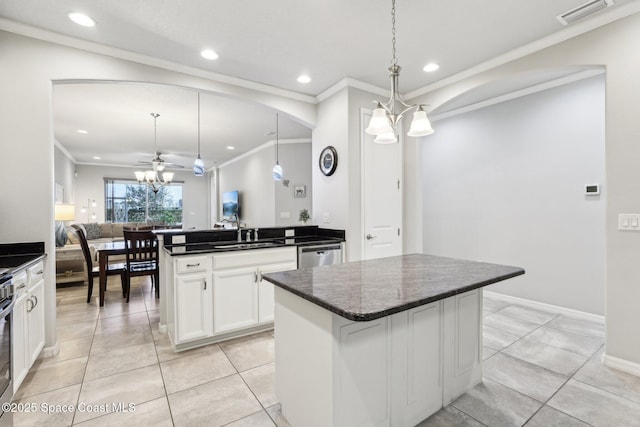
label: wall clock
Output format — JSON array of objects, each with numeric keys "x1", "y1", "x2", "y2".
[{"x1": 319, "y1": 146, "x2": 338, "y2": 176}]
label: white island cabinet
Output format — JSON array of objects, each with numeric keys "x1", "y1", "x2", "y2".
[
  {"x1": 166, "y1": 246, "x2": 296, "y2": 351},
  {"x1": 264, "y1": 254, "x2": 524, "y2": 427}
]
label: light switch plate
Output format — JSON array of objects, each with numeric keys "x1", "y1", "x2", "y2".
[
  {"x1": 285, "y1": 229, "x2": 295, "y2": 237},
  {"x1": 618, "y1": 214, "x2": 640, "y2": 231}
]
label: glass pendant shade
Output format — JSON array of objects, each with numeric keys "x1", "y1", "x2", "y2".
[
  {"x1": 366, "y1": 107, "x2": 393, "y2": 135},
  {"x1": 153, "y1": 158, "x2": 165, "y2": 171},
  {"x1": 163, "y1": 172, "x2": 174, "y2": 183},
  {"x1": 374, "y1": 130, "x2": 398, "y2": 144},
  {"x1": 272, "y1": 162, "x2": 283, "y2": 181},
  {"x1": 145, "y1": 171, "x2": 156, "y2": 182},
  {"x1": 407, "y1": 109, "x2": 435, "y2": 137},
  {"x1": 134, "y1": 171, "x2": 146, "y2": 182},
  {"x1": 193, "y1": 155, "x2": 205, "y2": 176}
]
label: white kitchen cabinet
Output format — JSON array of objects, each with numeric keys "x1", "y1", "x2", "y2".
[
  {"x1": 12, "y1": 261, "x2": 45, "y2": 394},
  {"x1": 166, "y1": 247, "x2": 297, "y2": 351},
  {"x1": 257, "y1": 261, "x2": 296, "y2": 324},
  {"x1": 26, "y1": 278, "x2": 45, "y2": 365},
  {"x1": 172, "y1": 254, "x2": 213, "y2": 345},
  {"x1": 212, "y1": 266, "x2": 258, "y2": 334},
  {"x1": 212, "y1": 248, "x2": 297, "y2": 333},
  {"x1": 12, "y1": 282, "x2": 28, "y2": 394},
  {"x1": 275, "y1": 287, "x2": 482, "y2": 427}
]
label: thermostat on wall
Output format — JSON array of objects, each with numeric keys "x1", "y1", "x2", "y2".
[{"x1": 585, "y1": 184, "x2": 600, "y2": 195}]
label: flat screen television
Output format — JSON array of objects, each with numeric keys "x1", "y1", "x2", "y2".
[{"x1": 222, "y1": 190, "x2": 240, "y2": 220}]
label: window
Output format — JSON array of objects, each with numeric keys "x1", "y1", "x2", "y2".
[{"x1": 104, "y1": 179, "x2": 183, "y2": 225}]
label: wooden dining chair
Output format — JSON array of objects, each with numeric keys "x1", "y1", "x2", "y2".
[
  {"x1": 123, "y1": 230, "x2": 160, "y2": 302},
  {"x1": 71, "y1": 225, "x2": 126, "y2": 303}
]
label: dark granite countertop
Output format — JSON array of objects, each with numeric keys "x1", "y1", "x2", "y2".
[
  {"x1": 164, "y1": 236, "x2": 344, "y2": 256},
  {"x1": 262, "y1": 253, "x2": 525, "y2": 322},
  {"x1": 0, "y1": 242, "x2": 46, "y2": 278}
]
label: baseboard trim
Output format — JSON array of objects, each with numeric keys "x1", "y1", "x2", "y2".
[
  {"x1": 602, "y1": 353, "x2": 640, "y2": 377},
  {"x1": 484, "y1": 291, "x2": 605, "y2": 323},
  {"x1": 40, "y1": 342, "x2": 60, "y2": 358}
]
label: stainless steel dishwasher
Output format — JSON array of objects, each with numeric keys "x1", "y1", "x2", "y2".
[{"x1": 298, "y1": 243, "x2": 343, "y2": 268}]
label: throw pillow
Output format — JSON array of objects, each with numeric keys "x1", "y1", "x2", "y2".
[
  {"x1": 83, "y1": 223, "x2": 101, "y2": 240},
  {"x1": 66, "y1": 226, "x2": 79, "y2": 244}
]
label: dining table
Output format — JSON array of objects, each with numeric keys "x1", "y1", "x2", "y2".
[{"x1": 96, "y1": 241, "x2": 127, "y2": 306}]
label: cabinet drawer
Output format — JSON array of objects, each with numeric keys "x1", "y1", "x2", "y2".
[
  {"x1": 175, "y1": 255, "x2": 210, "y2": 274},
  {"x1": 13, "y1": 271, "x2": 27, "y2": 296},
  {"x1": 27, "y1": 261, "x2": 44, "y2": 285},
  {"x1": 213, "y1": 247, "x2": 296, "y2": 270}
]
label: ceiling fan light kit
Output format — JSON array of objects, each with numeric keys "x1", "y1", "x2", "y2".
[
  {"x1": 135, "y1": 113, "x2": 174, "y2": 193},
  {"x1": 366, "y1": 0, "x2": 435, "y2": 144}
]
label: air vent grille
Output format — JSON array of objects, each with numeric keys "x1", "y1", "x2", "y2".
[{"x1": 557, "y1": 0, "x2": 614, "y2": 25}]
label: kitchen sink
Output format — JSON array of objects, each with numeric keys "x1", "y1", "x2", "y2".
[{"x1": 212, "y1": 241, "x2": 282, "y2": 250}]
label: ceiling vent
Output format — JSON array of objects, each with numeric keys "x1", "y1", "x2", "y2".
[{"x1": 557, "y1": 0, "x2": 614, "y2": 25}]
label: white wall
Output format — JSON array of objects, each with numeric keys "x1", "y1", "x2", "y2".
[
  {"x1": 218, "y1": 142, "x2": 312, "y2": 227},
  {"x1": 407, "y1": 13, "x2": 640, "y2": 366},
  {"x1": 54, "y1": 143, "x2": 75, "y2": 203},
  {"x1": 274, "y1": 143, "x2": 313, "y2": 226},
  {"x1": 218, "y1": 146, "x2": 276, "y2": 227},
  {"x1": 74, "y1": 164, "x2": 209, "y2": 229},
  {"x1": 422, "y1": 75, "x2": 605, "y2": 315}
]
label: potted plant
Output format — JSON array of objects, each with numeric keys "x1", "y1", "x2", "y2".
[{"x1": 299, "y1": 209, "x2": 310, "y2": 224}]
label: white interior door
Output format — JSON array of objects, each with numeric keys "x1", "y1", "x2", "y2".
[{"x1": 362, "y1": 110, "x2": 403, "y2": 260}]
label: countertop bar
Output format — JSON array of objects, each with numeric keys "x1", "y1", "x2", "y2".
[
  {"x1": 263, "y1": 253, "x2": 525, "y2": 321},
  {"x1": 163, "y1": 235, "x2": 344, "y2": 256}
]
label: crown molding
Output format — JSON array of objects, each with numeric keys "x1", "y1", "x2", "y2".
[
  {"x1": 54, "y1": 139, "x2": 77, "y2": 163},
  {"x1": 430, "y1": 68, "x2": 604, "y2": 122},
  {"x1": 405, "y1": 3, "x2": 640, "y2": 101},
  {"x1": 218, "y1": 138, "x2": 311, "y2": 168},
  {"x1": 0, "y1": 18, "x2": 316, "y2": 105},
  {"x1": 316, "y1": 77, "x2": 389, "y2": 103}
]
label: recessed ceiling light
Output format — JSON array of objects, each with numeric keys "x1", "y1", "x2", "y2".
[
  {"x1": 227, "y1": 146, "x2": 235, "y2": 150},
  {"x1": 297, "y1": 75, "x2": 311, "y2": 84},
  {"x1": 423, "y1": 63, "x2": 440, "y2": 73},
  {"x1": 77, "y1": 129, "x2": 88, "y2": 134},
  {"x1": 68, "y1": 12, "x2": 95, "y2": 27},
  {"x1": 201, "y1": 49, "x2": 219, "y2": 60},
  {"x1": 93, "y1": 156, "x2": 101, "y2": 160}
]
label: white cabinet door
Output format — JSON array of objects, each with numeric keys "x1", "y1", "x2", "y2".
[
  {"x1": 27, "y1": 279, "x2": 45, "y2": 365},
  {"x1": 175, "y1": 273, "x2": 213, "y2": 343},
  {"x1": 335, "y1": 317, "x2": 391, "y2": 427},
  {"x1": 257, "y1": 261, "x2": 296, "y2": 324},
  {"x1": 12, "y1": 292, "x2": 28, "y2": 394},
  {"x1": 213, "y1": 266, "x2": 258, "y2": 334}
]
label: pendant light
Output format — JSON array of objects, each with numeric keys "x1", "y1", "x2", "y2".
[
  {"x1": 365, "y1": 0, "x2": 434, "y2": 143},
  {"x1": 272, "y1": 113, "x2": 283, "y2": 181},
  {"x1": 193, "y1": 92, "x2": 205, "y2": 176}
]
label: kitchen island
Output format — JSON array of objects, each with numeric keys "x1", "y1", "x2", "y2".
[{"x1": 263, "y1": 254, "x2": 524, "y2": 427}]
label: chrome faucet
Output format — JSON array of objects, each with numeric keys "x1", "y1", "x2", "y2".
[{"x1": 232, "y1": 214, "x2": 242, "y2": 241}]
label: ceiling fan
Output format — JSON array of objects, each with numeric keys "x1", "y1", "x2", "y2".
[{"x1": 136, "y1": 152, "x2": 185, "y2": 169}]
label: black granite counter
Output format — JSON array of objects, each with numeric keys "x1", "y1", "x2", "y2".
[
  {"x1": 0, "y1": 242, "x2": 46, "y2": 278},
  {"x1": 163, "y1": 228, "x2": 345, "y2": 256},
  {"x1": 262, "y1": 254, "x2": 524, "y2": 321}
]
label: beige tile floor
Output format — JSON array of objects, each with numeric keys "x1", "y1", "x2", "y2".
[
  {"x1": 13, "y1": 277, "x2": 288, "y2": 427},
  {"x1": 12, "y1": 278, "x2": 640, "y2": 426}
]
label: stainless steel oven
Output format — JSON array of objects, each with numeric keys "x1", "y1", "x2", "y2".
[{"x1": 0, "y1": 272, "x2": 14, "y2": 427}]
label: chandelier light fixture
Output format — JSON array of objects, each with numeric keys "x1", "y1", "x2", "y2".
[
  {"x1": 272, "y1": 113, "x2": 283, "y2": 181},
  {"x1": 193, "y1": 93, "x2": 205, "y2": 177},
  {"x1": 365, "y1": 0, "x2": 434, "y2": 144},
  {"x1": 135, "y1": 113, "x2": 174, "y2": 193}
]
